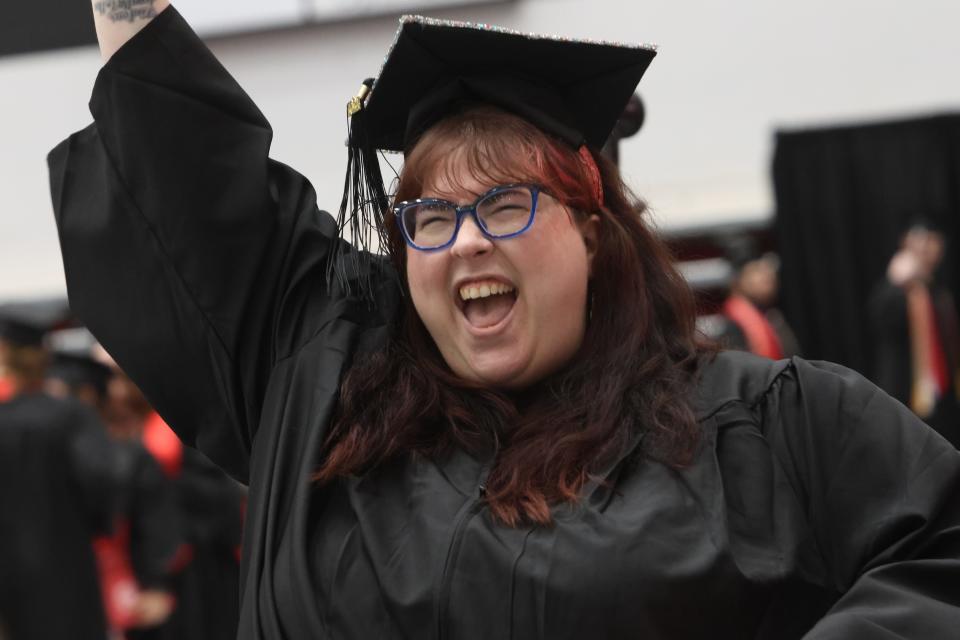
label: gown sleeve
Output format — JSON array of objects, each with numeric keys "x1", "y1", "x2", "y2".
[
  {"x1": 761, "y1": 358, "x2": 960, "y2": 638},
  {"x1": 48, "y1": 7, "x2": 388, "y2": 482}
]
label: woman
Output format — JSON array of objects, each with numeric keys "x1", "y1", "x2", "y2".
[{"x1": 50, "y1": 2, "x2": 960, "y2": 638}]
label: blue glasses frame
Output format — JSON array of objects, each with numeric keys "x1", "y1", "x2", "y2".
[{"x1": 393, "y1": 183, "x2": 541, "y2": 252}]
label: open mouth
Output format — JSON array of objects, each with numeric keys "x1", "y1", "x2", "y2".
[{"x1": 457, "y1": 279, "x2": 518, "y2": 329}]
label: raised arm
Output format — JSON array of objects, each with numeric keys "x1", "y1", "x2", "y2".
[
  {"x1": 91, "y1": 0, "x2": 170, "y2": 62},
  {"x1": 49, "y1": 7, "x2": 394, "y2": 483}
]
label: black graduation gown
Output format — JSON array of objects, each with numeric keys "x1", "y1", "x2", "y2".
[
  {"x1": 0, "y1": 393, "x2": 116, "y2": 640},
  {"x1": 48, "y1": 8, "x2": 960, "y2": 638},
  {"x1": 868, "y1": 279, "x2": 960, "y2": 447}
]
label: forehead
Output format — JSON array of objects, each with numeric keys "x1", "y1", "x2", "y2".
[{"x1": 420, "y1": 156, "x2": 490, "y2": 201}]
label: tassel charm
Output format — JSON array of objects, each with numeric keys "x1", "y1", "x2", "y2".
[{"x1": 347, "y1": 81, "x2": 373, "y2": 117}]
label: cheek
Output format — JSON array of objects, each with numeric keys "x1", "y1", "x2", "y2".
[
  {"x1": 405, "y1": 250, "x2": 425, "y2": 299},
  {"x1": 405, "y1": 250, "x2": 447, "y2": 324},
  {"x1": 519, "y1": 224, "x2": 591, "y2": 323}
]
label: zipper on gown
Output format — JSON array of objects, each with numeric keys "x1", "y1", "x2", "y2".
[{"x1": 435, "y1": 466, "x2": 490, "y2": 640}]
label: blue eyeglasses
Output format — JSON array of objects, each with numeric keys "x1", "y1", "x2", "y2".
[{"x1": 393, "y1": 184, "x2": 541, "y2": 251}]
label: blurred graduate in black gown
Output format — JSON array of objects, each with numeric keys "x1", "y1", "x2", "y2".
[
  {"x1": 89, "y1": 342, "x2": 243, "y2": 640},
  {"x1": 716, "y1": 236, "x2": 800, "y2": 359},
  {"x1": 0, "y1": 304, "x2": 117, "y2": 640},
  {"x1": 168, "y1": 445, "x2": 244, "y2": 640},
  {"x1": 870, "y1": 221, "x2": 960, "y2": 448},
  {"x1": 45, "y1": 329, "x2": 184, "y2": 639}
]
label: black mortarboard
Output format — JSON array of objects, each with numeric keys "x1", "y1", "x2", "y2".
[
  {"x1": 0, "y1": 299, "x2": 71, "y2": 348},
  {"x1": 332, "y1": 16, "x2": 657, "y2": 297},
  {"x1": 905, "y1": 216, "x2": 944, "y2": 235},
  {"x1": 364, "y1": 16, "x2": 657, "y2": 152},
  {"x1": 722, "y1": 235, "x2": 761, "y2": 273},
  {"x1": 45, "y1": 327, "x2": 113, "y2": 397}
]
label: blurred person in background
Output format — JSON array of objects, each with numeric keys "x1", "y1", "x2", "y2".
[
  {"x1": 47, "y1": 2, "x2": 960, "y2": 638},
  {"x1": 870, "y1": 220, "x2": 960, "y2": 447},
  {"x1": 0, "y1": 305, "x2": 116, "y2": 640},
  {"x1": 45, "y1": 328, "x2": 114, "y2": 412},
  {"x1": 716, "y1": 236, "x2": 800, "y2": 358},
  {"x1": 0, "y1": 358, "x2": 13, "y2": 403},
  {"x1": 93, "y1": 345, "x2": 243, "y2": 640},
  {"x1": 168, "y1": 445, "x2": 244, "y2": 640},
  {"x1": 46, "y1": 329, "x2": 183, "y2": 639}
]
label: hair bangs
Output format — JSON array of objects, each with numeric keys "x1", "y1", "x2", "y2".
[{"x1": 395, "y1": 108, "x2": 552, "y2": 205}]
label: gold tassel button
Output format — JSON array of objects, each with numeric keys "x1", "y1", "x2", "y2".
[{"x1": 347, "y1": 82, "x2": 372, "y2": 117}]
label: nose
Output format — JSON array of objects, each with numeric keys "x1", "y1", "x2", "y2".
[{"x1": 450, "y1": 214, "x2": 494, "y2": 259}]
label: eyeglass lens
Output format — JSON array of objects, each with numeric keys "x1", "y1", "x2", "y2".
[{"x1": 401, "y1": 186, "x2": 535, "y2": 248}]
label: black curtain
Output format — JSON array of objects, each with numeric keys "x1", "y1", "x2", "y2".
[{"x1": 772, "y1": 114, "x2": 960, "y2": 376}]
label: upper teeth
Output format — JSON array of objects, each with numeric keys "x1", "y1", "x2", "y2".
[{"x1": 459, "y1": 281, "x2": 515, "y2": 301}]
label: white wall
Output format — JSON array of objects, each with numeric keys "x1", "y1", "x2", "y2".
[{"x1": 2, "y1": 0, "x2": 959, "y2": 299}]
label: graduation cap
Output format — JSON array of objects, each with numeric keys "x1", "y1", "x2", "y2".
[
  {"x1": 332, "y1": 15, "x2": 657, "y2": 297},
  {"x1": 0, "y1": 299, "x2": 72, "y2": 348},
  {"x1": 45, "y1": 327, "x2": 113, "y2": 398},
  {"x1": 722, "y1": 235, "x2": 761, "y2": 273}
]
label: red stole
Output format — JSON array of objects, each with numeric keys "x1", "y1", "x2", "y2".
[
  {"x1": 906, "y1": 284, "x2": 949, "y2": 417},
  {"x1": 0, "y1": 376, "x2": 13, "y2": 403},
  {"x1": 142, "y1": 411, "x2": 183, "y2": 478},
  {"x1": 722, "y1": 295, "x2": 785, "y2": 360}
]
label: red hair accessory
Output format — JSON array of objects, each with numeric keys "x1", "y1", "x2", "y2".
[{"x1": 578, "y1": 145, "x2": 604, "y2": 207}]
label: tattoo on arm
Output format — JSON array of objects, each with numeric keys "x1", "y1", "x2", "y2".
[{"x1": 93, "y1": 0, "x2": 158, "y2": 23}]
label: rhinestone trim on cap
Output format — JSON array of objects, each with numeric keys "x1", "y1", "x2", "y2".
[
  {"x1": 398, "y1": 14, "x2": 657, "y2": 51},
  {"x1": 372, "y1": 15, "x2": 657, "y2": 92}
]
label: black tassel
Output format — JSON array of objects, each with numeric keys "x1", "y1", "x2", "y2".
[{"x1": 327, "y1": 78, "x2": 393, "y2": 303}]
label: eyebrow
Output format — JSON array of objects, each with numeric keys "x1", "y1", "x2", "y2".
[{"x1": 419, "y1": 187, "x2": 487, "y2": 205}]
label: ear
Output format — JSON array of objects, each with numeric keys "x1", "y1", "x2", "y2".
[{"x1": 580, "y1": 213, "x2": 601, "y2": 276}]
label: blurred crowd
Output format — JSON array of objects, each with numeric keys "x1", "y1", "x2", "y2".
[
  {"x1": 700, "y1": 220, "x2": 960, "y2": 447},
  {"x1": 0, "y1": 306, "x2": 245, "y2": 640}
]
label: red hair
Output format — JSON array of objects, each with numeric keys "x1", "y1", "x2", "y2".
[{"x1": 316, "y1": 106, "x2": 706, "y2": 526}]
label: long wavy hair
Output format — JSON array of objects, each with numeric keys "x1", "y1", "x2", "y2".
[{"x1": 316, "y1": 106, "x2": 707, "y2": 526}]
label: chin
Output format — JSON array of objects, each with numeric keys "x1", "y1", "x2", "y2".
[
  {"x1": 458, "y1": 352, "x2": 533, "y2": 390},
  {"x1": 450, "y1": 336, "x2": 583, "y2": 390}
]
